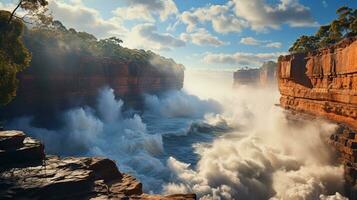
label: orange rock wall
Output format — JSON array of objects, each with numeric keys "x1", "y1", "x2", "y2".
[
  {"x1": 278, "y1": 37, "x2": 357, "y2": 129},
  {"x1": 1, "y1": 56, "x2": 184, "y2": 121}
]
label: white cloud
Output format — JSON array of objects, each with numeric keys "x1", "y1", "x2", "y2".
[
  {"x1": 180, "y1": 2, "x2": 247, "y2": 33},
  {"x1": 240, "y1": 37, "x2": 282, "y2": 48},
  {"x1": 117, "y1": 0, "x2": 178, "y2": 22},
  {"x1": 112, "y1": 6, "x2": 155, "y2": 22},
  {"x1": 240, "y1": 37, "x2": 264, "y2": 45},
  {"x1": 47, "y1": 0, "x2": 127, "y2": 38},
  {"x1": 266, "y1": 42, "x2": 282, "y2": 48},
  {"x1": 124, "y1": 23, "x2": 185, "y2": 51},
  {"x1": 180, "y1": 28, "x2": 227, "y2": 47},
  {"x1": 203, "y1": 51, "x2": 284, "y2": 67},
  {"x1": 232, "y1": 0, "x2": 317, "y2": 31},
  {"x1": 3, "y1": 0, "x2": 183, "y2": 51},
  {"x1": 0, "y1": 2, "x2": 16, "y2": 12}
]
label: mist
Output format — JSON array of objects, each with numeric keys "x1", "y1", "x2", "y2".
[{"x1": 7, "y1": 70, "x2": 347, "y2": 199}]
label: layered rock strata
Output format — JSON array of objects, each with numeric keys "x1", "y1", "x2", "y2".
[
  {"x1": 329, "y1": 127, "x2": 357, "y2": 198},
  {"x1": 278, "y1": 37, "x2": 357, "y2": 129},
  {"x1": 0, "y1": 55, "x2": 184, "y2": 126},
  {"x1": 0, "y1": 130, "x2": 196, "y2": 200}
]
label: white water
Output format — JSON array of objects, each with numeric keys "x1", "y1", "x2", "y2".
[{"x1": 9, "y1": 70, "x2": 347, "y2": 200}]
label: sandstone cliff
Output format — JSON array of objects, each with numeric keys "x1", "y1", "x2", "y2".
[
  {"x1": 278, "y1": 37, "x2": 357, "y2": 129},
  {"x1": 0, "y1": 130, "x2": 196, "y2": 200},
  {"x1": 233, "y1": 61, "x2": 277, "y2": 87},
  {"x1": 0, "y1": 54, "x2": 184, "y2": 124},
  {"x1": 0, "y1": 22, "x2": 185, "y2": 125}
]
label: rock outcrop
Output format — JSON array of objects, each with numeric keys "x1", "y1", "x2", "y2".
[
  {"x1": 0, "y1": 130, "x2": 196, "y2": 200},
  {"x1": 278, "y1": 37, "x2": 357, "y2": 130},
  {"x1": 233, "y1": 61, "x2": 277, "y2": 87}
]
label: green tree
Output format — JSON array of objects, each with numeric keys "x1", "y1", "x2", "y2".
[
  {"x1": 8, "y1": 0, "x2": 49, "y2": 24},
  {"x1": 289, "y1": 35, "x2": 319, "y2": 53},
  {"x1": 0, "y1": 10, "x2": 31, "y2": 105},
  {"x1": 289, "y1": 6, "x2": 357, "y2": 53}
]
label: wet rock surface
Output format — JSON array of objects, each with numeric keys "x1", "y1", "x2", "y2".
[
  {"x1": 329, "y1": 127, "x2": 357, "y2": 199},
  {"x1": 0, "y1": 130, "x2": 196, "y2": 200}
]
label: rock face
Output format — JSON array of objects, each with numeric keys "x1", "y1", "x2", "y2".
[
  {"x1": 329, "y1": 127, "x2": 357, "y2": 199},
  {"x1": 278, "y1": 37, "x2": 357, "y2": 130},
  {"x1": 0, "y1": 130, "x2": 196, "y2": 200},
  {"x1": 233, "y1": 61, "x2": 277, "y2": 87},
  {"x1": 233, "y1": 68, "x2": 260, "y2": 86},
  {"x1": 260, "y1": 61, "x2": 277, "y2": 86},
  {"x1": 0, "y1": 55, "x2": 184, "y2": 125}
]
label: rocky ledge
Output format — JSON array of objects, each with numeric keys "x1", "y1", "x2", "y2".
[{"x1": 0, "y1": 131, "x2": 196, "y2": 200}]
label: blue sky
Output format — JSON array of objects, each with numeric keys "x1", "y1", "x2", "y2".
[{"x1": 1, "y1": 0, "x2": 357, "y2": 70}]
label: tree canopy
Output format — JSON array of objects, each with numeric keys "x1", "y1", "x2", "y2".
[
  {"x1": 289, "y1": 6, "x2": 357, "y2": 53},
  {"x1": 0, "y1": 0, "x2": 51, "y2": 106},
  {"x1": 8, "y1": 0, "x2": 50, "y2": 25},
  {"x1": 0, "y1": 10, "x2": 31, "y2": 105},
  {"x1": 25, "y1": 20, "x2": 182, "y2": 72}
]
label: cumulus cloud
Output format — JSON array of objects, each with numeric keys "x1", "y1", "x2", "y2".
[
  {"x1": 240, "y1": 37, "x2": 282, "y2": 48},
  {"x1": 125, "y1": 23, "x2": 185, "y2": 51},
  {"x1": 115, "y1": 0, "x2": 178, "y2": 22},
  {"x1": 0, "y1": 0, "x2": 127, "y2": 39},
  {"x1": 47, "y1": 0, "x2": 127, "y2": 38},
  {"x1": 0, "y1": 2, "x2": 17, "y2": 12},
  {"x1": 112, "y1": 6, "x2": 156, "y2": 22},
  {"x1": 240, "y1": 37, "x2": 264, "y2": 46},
  {"x1": 2, "y1": 0, "x2": 183, "y2": 51},
  {"x1": 180, "y1": 29, "x2": 227, "y2": 47},
  {"x1": 232, "y1": 0, "x2": 317, "y2": 31},
  {"x1": 265, "y1": 42, "x2": 282, "y2": 48},
  {"x1": 180, "y1": 2, "x2": 247, "y2": 33},
  {"x1": 203, "y1": 52, "x2": 284, "y2": 67}
]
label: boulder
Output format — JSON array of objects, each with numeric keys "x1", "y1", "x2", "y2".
[{"x1": 0, "y1": 131, "x2": 26, "y2": 149}]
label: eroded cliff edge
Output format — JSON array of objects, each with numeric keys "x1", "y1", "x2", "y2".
[
  {"x1": 0, "y1": 23, "x2": 185, "y2": 125},
  {"x1": 1, "y1": 55, "x2": 184, "y2": 120},
  {"x1": 278, "y1": 37, "x2": 357, "y2": 129}
]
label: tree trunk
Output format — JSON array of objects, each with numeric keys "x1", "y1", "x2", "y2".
[{"x1": 7, "y1": 0, "x2": 23, "y2": 24}]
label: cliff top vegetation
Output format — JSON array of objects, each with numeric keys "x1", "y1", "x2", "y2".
[{"x1": 289, "y1": 6, "x2": 357, "y2": 53}]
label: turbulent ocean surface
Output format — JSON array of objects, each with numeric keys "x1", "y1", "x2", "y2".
[{"x1": 9, "y1": 70, "x2": 348, "y2": 200}]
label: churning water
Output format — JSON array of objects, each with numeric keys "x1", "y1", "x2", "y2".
[{"x1": 8, "y1": 70, "x2": 348, "y2": 200}]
